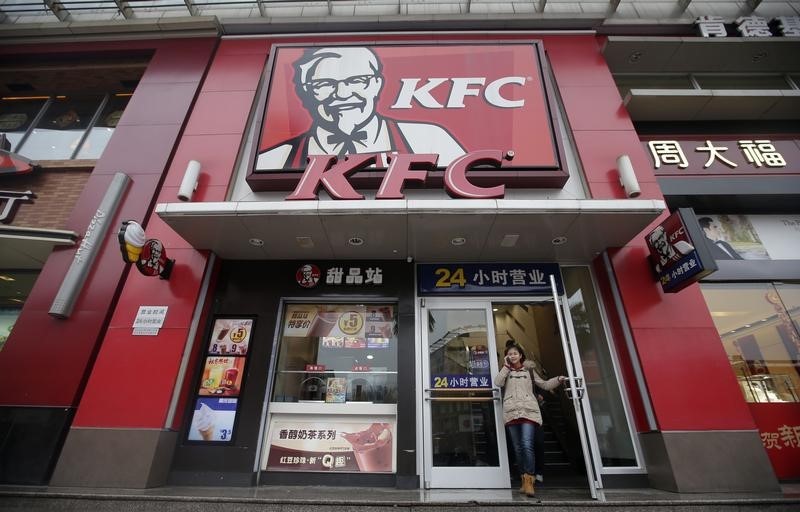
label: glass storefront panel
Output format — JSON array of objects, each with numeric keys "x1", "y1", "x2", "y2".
[
  {"x1": 19, "y1": 95, "x2": 103, "y2": 160},
  {"x1": 271, "y1": 303, "x2": 398, "y2": 404},
  {"x1": 701, "y1": 283, "x2": 800, "y2": 403},
  {"x1": 0, "y1": 97, "x2": 47, "y2": 151},
  {"x1": 562, "y1": 267, "x2": 637, "y2": 467},
  {"x1": 76, "y1": 95, "x2": 130, "y2": 159}
]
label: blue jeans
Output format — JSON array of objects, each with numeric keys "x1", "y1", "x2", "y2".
[{"x1": 506, "y1": 422, "x2": 538, "y2": 476}]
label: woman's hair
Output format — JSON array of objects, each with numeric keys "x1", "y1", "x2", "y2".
[{"x1": 503, "y1": 339, "x2": 526, "y2": 363}]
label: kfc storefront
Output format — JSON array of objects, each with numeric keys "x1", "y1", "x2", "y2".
[
  {"x1": 32, "y1": 31, "x2": 778, "y2": 495},
  {"x1": 157, "y1": 36, "x2": 662, "y2": 494}
]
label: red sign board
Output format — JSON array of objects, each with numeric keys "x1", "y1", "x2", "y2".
[
  {"x1": 247, "y1": 42, "x2": 566, "y2": 192},
  {"x1": 644, "y1": 209, "x2": 717, "y2": 293}
]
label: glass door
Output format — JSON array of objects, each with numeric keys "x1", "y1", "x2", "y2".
[
  {"x1": 421, "y1": 299, "x2": 509, "y2": 488},
  {"x1": 549, "y1": 275, "x2": 605, "y2": 499}
]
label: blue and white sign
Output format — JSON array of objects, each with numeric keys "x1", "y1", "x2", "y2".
[
  {"x1": 418, "y1": 263, "x2": 563, "y2": 295},
  {"x1": 432, "y1": 374, "x2": 492, "y2": 389}
]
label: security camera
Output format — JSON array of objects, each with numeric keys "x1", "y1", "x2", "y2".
[
  {"x1": 616, "y1": 154, "x2": 641, "y2": 198},
  {"x1": 177, "y1": 160, "x2": 201, "y2": 202}
]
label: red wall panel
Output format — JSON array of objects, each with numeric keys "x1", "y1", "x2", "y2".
[{"x1": 0, "y1": 39, "x2": 217, "y2": 409}]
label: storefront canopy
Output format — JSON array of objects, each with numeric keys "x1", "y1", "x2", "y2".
[
  {"x1": 156, "y1": 199, "x2": 665, "y2": 262},
  {"x1": 0, "y1": 225, "x2": 78, "y2": 269}
]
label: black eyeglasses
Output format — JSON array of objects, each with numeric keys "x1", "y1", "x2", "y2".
[{"x1": 303, "y1": 75, "x2": 376, "y2": 98}]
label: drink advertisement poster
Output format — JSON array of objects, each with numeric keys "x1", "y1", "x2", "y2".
[
  {"x1": 265, "y1": 420, "x2": 395, "y2": 473},
  {"x1": 187, "y1": 397, "x2": 238, "y2": 442},
  {"x1": 208, "y1": 318, "x2": 252, "y2": 356},
  {"x1": 199, "y1": 356, "x2": 246, "y2": 397},
  {"x1": 283, "y1": 304, "x2": 367, "y2": 339}
]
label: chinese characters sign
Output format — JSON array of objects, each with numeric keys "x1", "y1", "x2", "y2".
[
  {"x1": 264, "y1": 420, "x2": 395, "y2": 473},
  {"x1": 645, "y1": 209, "x2": 717, "y2": 293},
  {"x1": 296, "y1": 263, "x2": 384, "y2": 288},
  {"x1": 418, "y1": 263, "x2": 563, "y2": 295},
  {"x1": 432, "y1": 375, "x2": 492, "y2": 389},
  {"x1": 132, "y1": 305, "x2": 168, "y2": 336},
  {"x1": 695, "y1": 15, "x2": 800, "y2": 38},
  {"x1": 750, "y1": 404, "x2": 800, "y2": 479},
  {"x1": 645, "y1": 139, "x2": 798, "y2": 176}
]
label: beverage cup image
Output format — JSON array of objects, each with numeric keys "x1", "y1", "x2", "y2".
[
  {"x1": 341, "y1": 423, "x2": 393, "y2": 472},
  {"x1": 309, "y1": 311, "x2": 339, "y2": 337}
]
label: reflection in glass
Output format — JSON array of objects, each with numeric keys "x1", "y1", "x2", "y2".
[
  {"x1": 701, "y1": 283, "x2": 800, "y2": 403},
  {"x1": 427, "y1": 308, "x2": 500, "y2": 468},
  {"x1": 19, "y1": 96, "x2": 102, "y2": 159},
  {"x1": 271, "y1": 303, "x2": 398, "y2": 404},
  {"x1": 0, "y1": 97, "x2": 47, "y2": 151},
  {"x1": 77, "y1": 95, "x2": 130, "y2": 159},
  {"x1": 562, "y1": 267, "x2": 637, "y2": 467}
]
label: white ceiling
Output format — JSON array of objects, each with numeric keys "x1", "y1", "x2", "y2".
[{"x1": 156, "y1": 198, "x2": 665, "y2": 263}]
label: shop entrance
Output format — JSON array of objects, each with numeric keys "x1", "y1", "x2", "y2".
[{"x1": 420, "y1": 290, "x2": 603, "y2": 496}]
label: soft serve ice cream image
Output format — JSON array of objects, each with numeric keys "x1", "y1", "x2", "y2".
[
  {"x1": 195, "y1": 403, "x2": 215, "y2": 441},
  {"x1": 118, "y1": 220, "x2": 146, "y2": 263}
]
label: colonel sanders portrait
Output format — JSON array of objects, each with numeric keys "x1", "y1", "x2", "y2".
[{"x1": 256, "y1": 46, "x2": 465, "y2": 170}]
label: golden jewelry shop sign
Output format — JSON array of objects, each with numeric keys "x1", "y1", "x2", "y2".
[{"x1": 265, "y1": 420, "x2": 395, "y2": 473}]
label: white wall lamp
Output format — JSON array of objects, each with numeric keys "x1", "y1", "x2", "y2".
[
  {"x1": 177, "y1": 160, "x2": 201, "y2": 202},
  {"x1": 616, "y1": 154, "x2": 641, "y2": 198}
]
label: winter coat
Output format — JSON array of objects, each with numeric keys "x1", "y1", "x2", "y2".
[{"x1": 494, "y1": 360, "x2": 562, "y2": 426}]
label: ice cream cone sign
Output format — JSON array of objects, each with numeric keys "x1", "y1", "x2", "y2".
[{"x1": 118, "y1": 220, "x2": 175, "y2": 280}]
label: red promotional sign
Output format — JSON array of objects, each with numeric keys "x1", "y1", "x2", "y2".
[
  {"x1": 748, "y1": 403, "x2": 800, "y2": 479},
  {"x1": 247, "y1": 42, "x2": 566, "y2": 193},
  {"x1": 644, "y1": 209, "x2": 717, "y2": 293}
]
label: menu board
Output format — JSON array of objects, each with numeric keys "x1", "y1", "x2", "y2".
[{"x1": 187, "y1": 317, "x2": 254, "y2": 443}]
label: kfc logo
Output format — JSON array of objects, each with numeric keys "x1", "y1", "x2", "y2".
[
  {"x1": 248, "y1": 42, "x2": 566, "y2": 192},
  {"x1": 296, "y1": 264, "x2": 321, "y2": 288}
]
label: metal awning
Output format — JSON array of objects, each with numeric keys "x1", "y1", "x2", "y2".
[
  {"x1": 156, "y1": 198, "x2": 665, "y2": 262},
  {"x1": 0, "y1": 225, "x2": 78, "y2": 269}
]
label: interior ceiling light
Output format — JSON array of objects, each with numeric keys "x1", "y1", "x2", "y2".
[
  {"x1": 500, "y1": 234, "x2": 519, "y2": 248},
  {"x1": 552, "y1": 236, "x2": 568, "y2": 246},
  {"x1": 348, "y1": 236, "x2": 364, "y2": 246},
  {"x1": 0, "y1": 275, "x2": 16, "y2": 282},
  {"x1": 296, "y1": 236, "x2": 314, "y2": 248},
  {"x1": 451, "y1": 237, "x2": 467, "y2": 246},
  {"x1": 248, "y1": 238, "x2": 264, "y2": 247}
]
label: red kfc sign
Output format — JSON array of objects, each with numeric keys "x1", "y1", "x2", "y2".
[{"x1": 246, "y1": 42, "x2": 566, "y2": 195}]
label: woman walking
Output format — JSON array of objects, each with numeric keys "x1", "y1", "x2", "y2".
[{"x1": 494, "y1": 340, "x2": 566, "y2": 497}]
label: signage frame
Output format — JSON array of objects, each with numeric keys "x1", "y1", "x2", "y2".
[{"x1": 245, "y1": 40, "x2": 568, "y2": 193}]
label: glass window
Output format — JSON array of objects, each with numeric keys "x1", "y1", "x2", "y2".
[
  {"x1": 271, "y1": 304, "x2": 398, "y2": 404},
  {"x1": 19, "y1": 95, "x2": 103, "y2": 160},
  {"x1": 76, "y1": 95, "x2": 130, "y2": 159},
  {"x1": 701, "y1": 283, "x2": 800, "y2": 403},
  {"x1": 0, "y1": 270, "x2": 40, "y2": 352},
  {"x1": 562, "y1": 267, "x2": 637, "y2": 467},
  {"x1": 0, "y1": 97, "x2": 47, "y2": 151}
]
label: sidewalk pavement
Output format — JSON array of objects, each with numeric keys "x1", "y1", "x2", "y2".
[{"x1": 1, "y1": 482, "x2": 799, "y2": 511}]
